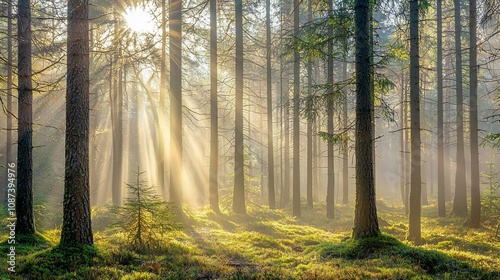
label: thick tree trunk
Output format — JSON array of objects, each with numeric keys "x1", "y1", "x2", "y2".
[
  {"x1": 467, "y1": 0, "x2": 480, "y2": 228},
  {"x1": 233, "y1": 0, "x2": 246, "y2": 214},
  {"x1": 451, "y1": 0, "x2": 468, "y2": 217},
  {"x1": 408, "y1": 0, "x2": 422, "y2": 245},
  {"x1": 5, "y1": 0, "x2": 13, "y2": 207},
  {"x1": 266, "y1": 0, "x2": 276, "y2": 210},
  {"x1": 369, "y1": 1, "x2": 376, "y2": 190},
  {"x1": 61, "y1": 0, "x2": 93, "y2": 245},
  {"x1": 352, "y1": 0, "x2": 380, "y2": 239},
  {"x1": 170, "y1": 0, "x2": 183, "y2": 206},
  {"x1": 292, "y1": 0, "x2": 301, "y2": 218},
  {"x1": 437, "y1": 0, "x2": 446, "y2": 217},
  {"x1": 209, "y1": 0, "x2": 220, "y2": 213},
  {"x1": 16, "y1": 0, "x2": 35, "y2": 235}
]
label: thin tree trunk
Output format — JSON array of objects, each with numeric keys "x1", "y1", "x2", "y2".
[
  {"x1": 451, "y1": 0, "x2": 468, "y2": 217},
  {"x1": 112, "y1": 8, "x2": 123, "y2": 205},
  {"x1": 16, "y1": 0, "x2": 35, "y2": 235},
  {"x1": 400, "y1": 73, "x2": 406, "y2": 211},
  {"x1": 437, "y1": 0, "x2": 445, "y2": 217},
  {"x1": 342, "y1": 50, "x2": 349, "y2": 205},
  {"x1": 170, "y1": 0, "x2": 183, "y2": 206},
  {"x1": 266, "y1": 0, "x2": 276, "y2": 209},
  {"x1": 408, "y1": 0, "x2": 422, "y2": 245},
  {"x1": 467, "y1": 0, "x2": 480, "y2": 227},
  {"x1": 292, "y1": 0, "x2": 301, "y2": 218},
  {"x1": 352, "y1": 0, "x2": 380, "y2": 239},
  {"x1": 61, "y1": 0, "x2": 93, "y2": 245},
  {"x1": 326, "y1": 0, "x2": 335, "y2": 220},
  {"x1": 233, "y1": 0, "x2": 246, "y2": 214},
  {"x1": 444, "y1": 59, "x2": 451, "y2": 202},
  {"x1": 404, "y1": 76, "x2": 410, "y2": 216},
  {"x1": 209, "y1": 0, "x2": 220, "y2": 213},
  {"x1": 313, "y1": 62, "x2": 320, "y2": 202},
  {"x1": 159, "y1": 0, "x2": 167, "y2": 200},
  {"x1": 306, "y1": 0, "x2": 313, "y2": 209}
]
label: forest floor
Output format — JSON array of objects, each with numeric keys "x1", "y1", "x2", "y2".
[{"x1": 1, "y1": 199, "x2": 500, "y2": 279}]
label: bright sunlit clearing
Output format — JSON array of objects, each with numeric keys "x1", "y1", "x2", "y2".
[{"x1": 124, "y1": 6, "x2": 154, "y2": 34}]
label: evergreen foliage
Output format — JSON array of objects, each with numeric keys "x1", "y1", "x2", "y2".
[{"x1": 115, "y1": 167, "x2": 181, "y2": 253}]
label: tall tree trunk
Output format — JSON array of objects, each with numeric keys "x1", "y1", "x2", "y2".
[
  {"x1": 279, "y1": 21, "x2": 284, "y2": 207},
  {"x1": 400, "y1": 73, "x2": 406, "y2": 211},
  {"x1": 112, "y1": 8, "x2": 123, "y2": 205},
  {"x1": 451, "y1": 0, "x2": 468, "y2": 217},
  {"x1": 209, "y1": 0, "x2": 220, "y2": 213},
  {"x1": 437, "y1": 0, "x2": 446, "y2": 217},
  {"x1": 170, "y1": 0, "x2": 183, "y2": 206},
  {"x1": 306, "y1": 0, "x2": 313, "y2": 210},
  {"x1": 159, "y1": 0, "x2": 167, "y2": 200},
  {"x1": 266, "y1": 0, "x2": 276, "y2": 209},
  {"x1": 313, "y1": 62, "x2": 320, "y2": 202},
  {"x1": 326, "y1": 0, "x2": 335, "y2": 220},
  {"x1": 61, "y1": 0, "x2": 93, "y2": 245},
  {"x1": 283, "y1": 73, "x2": 290, "y2": 207},
  {"x1": 342, "y1": 50, "x2": 349, "y2": 205},
  {"x1": 352, "y1": 0, "x2": 380, "y2": 239},
  {"x1": 16, "y1": 0, "x2": 35, "y2": 235},
  {"x1": 467, "y1": 0, "x2": 480, "y2": 227},
  {"x1": 292, "y1": 0, "x2": 301, "y2": 218},
  {"x1": 5, "y1": 0, "x2": 13, "y2": 207},
  {"x1": 369, "y1": 0, "x2": 376, "y2": 189},
  {"x1": 408, "y1": 0, "x2": 422, "y2": 245},
  {"x1": 444, "y1": 59, "x2": 451, "y2": 202},
  {"x1": 404, "y1": 76, "x2": 410, "y2": 216},
  {"x1": 233, "y1": 0, "x2": 246, "y2": 214}
]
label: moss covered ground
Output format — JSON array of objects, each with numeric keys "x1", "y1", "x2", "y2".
[{"x1": 1, "y1": 200, "x2": 499, "y2": 279}]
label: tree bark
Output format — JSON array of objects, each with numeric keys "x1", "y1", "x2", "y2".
[
  {"x1": 342, "y1": 49, "x2": 349, "y2": 205},
  {"x1": 400, "y1": 73, "x2": 406, "y2": 212},
  {"x1": 233, "y1": 0, "x2": 246, "y2": 214},
  {"x1": 112, "y1": 7, "x2": 123, "y2": 205},
  {"x1": 352, "y1": 0, "x2": 380, "y2": 239},
  {"x1": 451, "y1": 0, "x2": 468, "y2": 217},
  {"x1": 209, "y1": 0, "x2": 220, "y2": 213},
  {"x1": 16, "y1": 0, "x2": 35, "y2": 235},
  {"x1": 292, "y1": 0, "x2": 301, "y2": 218},
  {"x1": 437, "y1": 0, "x2": 446, "y2": 217},
  {"x1": 170, "y1": 0, "x2": 183, "y2": 206},
  {"x1": 61, "y1": 0, "x2": 93, "y2": 245},
  {"x1": 326, "y1": 0, "x2": 334, "y2": 220},
  {"x1": 408, "y1": 0, "x2": 422, "y2": 245},
  {"x1": 467, "y1": 0, "x2": 480, "y2": 228},
  {"x1": 266, "y1": 0, "x2": 276, "y2": 210},
  {"x1": 5, "y1": 0, "x2": 13, "y2": 207},
  {"x1": 159, "y1": 0, "x2": 167, "y2": 200}
]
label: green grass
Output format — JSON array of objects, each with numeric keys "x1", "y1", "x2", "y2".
[{"x1": 1, "y1": 200, "x2": 499, "y2": 279}]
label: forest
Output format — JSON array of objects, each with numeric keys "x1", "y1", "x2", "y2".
[{"x1": 0, "y1": 0, "x2": 500, "y2": 279}]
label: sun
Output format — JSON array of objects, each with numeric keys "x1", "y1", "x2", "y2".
[{"x1": 124, "y1": 6, "x2": 154, "y2": 34}]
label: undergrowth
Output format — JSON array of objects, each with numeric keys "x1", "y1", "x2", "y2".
[{"x1": 0, "y1": 200, "x2": 499, "y2": 279}]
